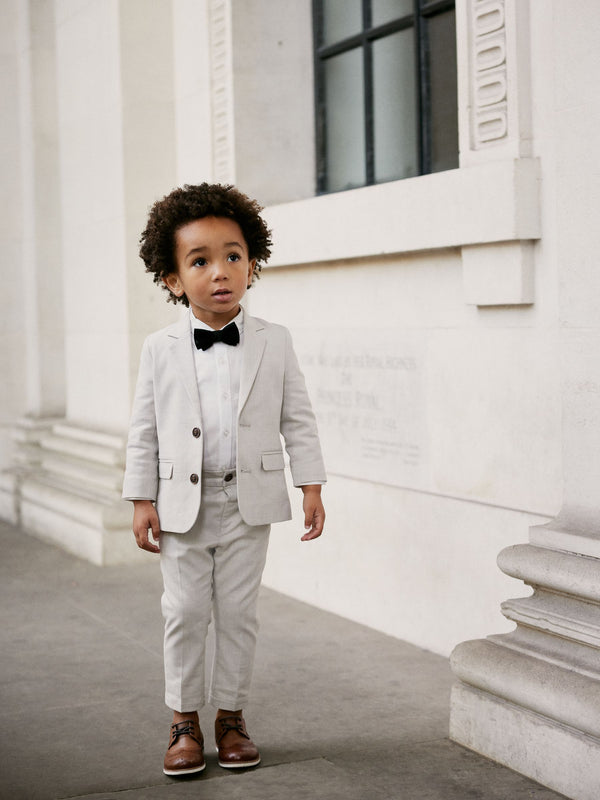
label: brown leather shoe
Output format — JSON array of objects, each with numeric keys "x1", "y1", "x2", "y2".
[
  {"x1": 215, "y1": 714, "x2": 260, "y2": 769},
  {"x1": 163, "y1": 717, "x2": 206, "y2": 776}
]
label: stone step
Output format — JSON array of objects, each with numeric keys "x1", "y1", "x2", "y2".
[
  {"x1": 40, "y1": 431, "x2": 125, "y2": 468},
  {"x1": 21, "y1": 475, "x2": 130, "y2": 529},
  {"x1": 40, "y1": 450, "x2": 125, "y2": 494},
  {"x1": 12, "y1": 415, "x2": 63, "y2": 444},
  {"x1": 52, "y1": 422, "x2": 125, "y2": 451}
]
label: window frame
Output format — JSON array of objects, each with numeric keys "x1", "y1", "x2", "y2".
[{"x1": 313, "y1": 0, "x2": 457, "y2": 194}]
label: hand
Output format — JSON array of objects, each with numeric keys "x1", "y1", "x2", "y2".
[
  {"x1": 300, "y1": 485, "x2": 325, "y2": 541},
  {"x1": 132, "y1": 500, "x2": 161, "y2": 554}
]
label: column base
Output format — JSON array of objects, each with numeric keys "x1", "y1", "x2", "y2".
[
  {"x1": 20, "y1": 474, "x2": 146, "y2": 566},
  {"x1": 0, "y1": 470, "x2": 22, "y2": 525},
  {"x1": 450, "y1": 540, "x2": 600, "y2": 800},
  {"x1": 0, "y1": 415, "x2": 62, "y2": 525},
  {"x1": 451, "y1": 681, "x2": 600, "y2": 800},
  {"x1": 1, "y1": 419, "x2": 148, "y2": 566}
]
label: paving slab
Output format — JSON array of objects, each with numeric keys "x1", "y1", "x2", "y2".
[{"x1": 0, "y1": 519, "x2": 566, "y2": 799}]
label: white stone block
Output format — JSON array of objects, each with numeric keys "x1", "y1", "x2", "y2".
[
  {"x1": 462, "y1": 241, "x2": 535, "y2": 306},
  {"x1": 451, "y1": 682, "x2": 600, "y2": 800},
  {"x1": 21, "y1": 496, "x2": 147, "y2": 566},
  {"x1": 19, "y1": 474, "x2": 144, "y2": 565}
]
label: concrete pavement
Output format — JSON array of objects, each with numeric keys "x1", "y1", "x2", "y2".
[{"x1": 0, "y1": 519, "x2": 566, "y2": 799}]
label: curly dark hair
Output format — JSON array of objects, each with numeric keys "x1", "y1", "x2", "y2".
[{"x1": 139, "y1": 183, "x2": 272, "y2": 306}]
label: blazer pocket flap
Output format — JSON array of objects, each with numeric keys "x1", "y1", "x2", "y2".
[
  {"x1": 158, "y1": 460, "x2": 174, "y2": 479},
  {"x1": 261, "y1": 451, "x2": 285, "y2": 471}
]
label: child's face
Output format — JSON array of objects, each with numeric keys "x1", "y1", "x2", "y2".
[{"x1": 165, "y1": 216, "x2": 256, "y2": 328}]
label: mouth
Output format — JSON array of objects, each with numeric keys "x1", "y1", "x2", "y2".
[{"x1": 212, "y1": 289, "x2": 233, "y2": 299}]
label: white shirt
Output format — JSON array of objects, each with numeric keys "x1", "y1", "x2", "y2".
[{"x1": 190, "y1": 307, "x2": 243, "y2": 471}]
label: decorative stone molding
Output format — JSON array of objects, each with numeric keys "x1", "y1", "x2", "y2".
[
  {"x1": 209, "y1": 0, "x2": 235, "y2": 183},
  {"x1": 471, "y1": 0, "x2": 509, "y2": 149},
  {"x1": 451, "y1": 541, "x2": 600, "y2": 800},
  {"x1": 463, "y1": 0, "x2": 532, "y2": 161},
  {"x1": 454, "y1": 1, "x2": 536, "y2": 305}
]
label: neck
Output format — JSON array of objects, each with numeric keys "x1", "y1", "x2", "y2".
[{"x1": 191, "y1": 305, "x2": 240, "y2": 329}]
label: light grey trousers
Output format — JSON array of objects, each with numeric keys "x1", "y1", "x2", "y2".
[{"x1": 159, "y1": 470, "x2": 270, "y2": 712}]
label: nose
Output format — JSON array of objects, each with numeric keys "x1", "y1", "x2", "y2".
[{"x1": 211, "y1": 259, "x2": 229, "y2": 280}]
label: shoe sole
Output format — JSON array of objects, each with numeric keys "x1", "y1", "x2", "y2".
[
  {"x1": 163, "y1": 762, "x2": 206, "y2": 776},
  {"x1": 217, "y1": 755, "x2": 261, "y2": 769}
]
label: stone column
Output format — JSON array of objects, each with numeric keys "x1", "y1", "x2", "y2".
[
  {"x1": 450, "y1": 3, "x2": 600, "y2": 798},
  {"x1": 8, "y1": 0, "x2": 181, "y2": 564},
  {"x1": 0, "y1": 0, "x2": 66, "y2": 525}
]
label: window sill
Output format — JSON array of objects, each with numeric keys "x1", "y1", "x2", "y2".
[{"x1": 263, "y1": 157, "x2": 540, "y2": 266}]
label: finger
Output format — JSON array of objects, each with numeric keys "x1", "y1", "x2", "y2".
[
  {"x1": 301, "y1": 527, "x2": 321, "y2": 541},
  {"x1": 134, "y1": 525, "x2": 160, "y2": 554},
  {"x1": 304, "y1": 502, "x2": 318, "y2": 529},
  {"x1": 149, "y1": 518, "x2": 161, "y2": 547},
  {"x1": 301, "y1": 512, "x2": 324, "y2": 541}
]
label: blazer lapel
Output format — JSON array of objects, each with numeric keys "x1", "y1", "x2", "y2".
[
  {"x1": 239, "y1": 314, "x2": 266, "y2": 414},
  {"x1": 169, "y1": 315, "x2": 202, "y2": 420}
]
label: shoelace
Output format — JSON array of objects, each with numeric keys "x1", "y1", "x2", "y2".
[
  {"x1": 168, "y1": 720, "x2": 202, "y2": 748},
  {"x1": 216, "y1": 715, "x2": 250, "y2": 744}
]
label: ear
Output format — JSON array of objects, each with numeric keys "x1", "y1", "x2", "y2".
[
  {"x1": 247, "y1": 259, "x2": 256, "y2": 289},
  {"x1": 163, "y1": 272, "x2": 184, "y2": 297}
]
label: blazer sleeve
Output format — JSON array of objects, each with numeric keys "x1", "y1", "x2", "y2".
[
  {"x1": 121, "y1": 337, "x2": 159, "y2": 501},
  {"x1": 280, "y1": 327, "x2": 327, "y2": 486}
]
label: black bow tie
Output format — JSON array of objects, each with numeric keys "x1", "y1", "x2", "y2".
[{"x1": 193, "y1": 322, "x2": 240, "y2": 351}]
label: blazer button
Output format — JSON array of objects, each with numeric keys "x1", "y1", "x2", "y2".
[
  {"x1": 190, "y1": 473, "x2": 199, "y2": 485},
  {"x1": 192, "y1": 427, "x2": 201, "y2": 438}
]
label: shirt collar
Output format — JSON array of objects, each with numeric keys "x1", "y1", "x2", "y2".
[{"x1": 189, "y1": 306, "x2": 244, "y2": 334}]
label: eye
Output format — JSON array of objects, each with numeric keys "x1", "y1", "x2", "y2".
[
  {"x1": 192, "y1": 257, "x2": 207, "y2": 267},
  {"x1": 227, "y1": 252, "x2": 241, "y2": 262}
]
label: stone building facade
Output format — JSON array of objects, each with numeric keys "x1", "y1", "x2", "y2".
[{"x1": 1, "y1": 2, "x2": 599, "y2": 796}]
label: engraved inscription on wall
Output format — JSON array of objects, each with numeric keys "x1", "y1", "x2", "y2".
[{"x1": 296, "y1": 330, "x2": 429, "y2": 489}]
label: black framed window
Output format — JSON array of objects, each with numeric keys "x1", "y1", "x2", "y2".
[{"x1": 313, "y1": 0, "x2": 458, "y2": 194}]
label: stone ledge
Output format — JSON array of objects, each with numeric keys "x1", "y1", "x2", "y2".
[
  {"x1": 264, "y1": 158, "x2": 540, "y2": 267},
  {"x1": 451, "y1": 637, "x2": 600, "y2": 739},
  {"x1": 501, "y1": 589, "x2": 600, "y2": 647},
  {"x1": 498, "y1": 543, "x2": 600, "y2": 602},
  {"x1": 20, "y1": 495, "x2": 146, "y2": 566},
  {"x1": 40, "y1": 431, "x2": 125, "y2": 467},
  {"x1": 21, "y1": 475, "x2": 129, "y2": 530}
]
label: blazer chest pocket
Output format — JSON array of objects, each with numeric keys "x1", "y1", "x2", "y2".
[
  {"x1": 261, "y1": 450, "x2": 285, "y2": 471},
  {"x1": 158, "y1": 460, "x2": 174, "y2": 479}
]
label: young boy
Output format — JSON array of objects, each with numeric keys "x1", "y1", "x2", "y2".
[{"x1": 122, "y1": 183, "x2": 326, "y2": 777}]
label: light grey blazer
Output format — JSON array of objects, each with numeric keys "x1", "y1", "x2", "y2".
[{"x1": 122, "y1": 312, "x2": 326, "y2": 532}]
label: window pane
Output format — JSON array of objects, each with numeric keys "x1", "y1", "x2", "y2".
[
  {"x1": 428, "y1": 10, "x2": 458, "y2": 172},
  {"x1": 322, "y1": 0, "x2": 362, "y2": 45},
  {"x1": 371, "y1": 0, "x2": 413, "y2": 27},
  {"x1": 373, "y1": 29, "x2": 418, "y2": 182},
  {"x1": 324, "y1": 48, "x2": 366, "y2": 192}
]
